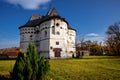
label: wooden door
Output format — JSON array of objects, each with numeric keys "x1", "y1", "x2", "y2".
[{"x1": 55, "y1": 49, "x2": 61, "y2": 57}]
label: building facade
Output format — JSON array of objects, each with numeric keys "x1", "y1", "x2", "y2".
[{"x1": 19, "y1": 8, "x2": 76, "y2": 58}]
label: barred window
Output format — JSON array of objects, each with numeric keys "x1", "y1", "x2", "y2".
[{"x1": 56, "y1": 42, "x2": 59, "y2": 45}]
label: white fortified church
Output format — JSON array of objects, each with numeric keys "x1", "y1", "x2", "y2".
[{"x1": 19, "y1": 8, "x2": 76, "y2": 58}]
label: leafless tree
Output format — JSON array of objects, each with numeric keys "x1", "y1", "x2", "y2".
[{"x1": 106, "y1": 22, "x2": 120, "y2": 56}]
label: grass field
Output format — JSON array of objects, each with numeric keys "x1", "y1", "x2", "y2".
[
  {"x1": 0, "y1": 60, "x2": 15, "y2": 75},
  {"x1": 0, "y1": 56, "x2": 120, "y2": 80}
]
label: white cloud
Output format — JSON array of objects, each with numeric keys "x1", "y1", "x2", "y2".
[
  {"x1": 84, "y1": 33, "x2": 105, "y2": 42},
  {"x1": 86, "y1": 33, "x2": 99, "y2": 37},
  {"x1": 4, "y1": 0, "x2": 51, "y2": 10},
  {"x1": 85, "y1": 36, "x2": 104, "y2": 42}
]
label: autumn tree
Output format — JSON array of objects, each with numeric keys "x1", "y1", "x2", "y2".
[
  {"x1": 89, "y1": 41, "x2": 102, "y2": 56},
  {"x1": 106, "y1": 22, "x2": 120, "y2": 56},
  {"x1": 76, "y1": 37, "x2": 103, "y2": 56}
]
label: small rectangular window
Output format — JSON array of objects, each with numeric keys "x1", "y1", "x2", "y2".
[{"x1": 56, "y1": 42, "x2": 59, "y2": 45}]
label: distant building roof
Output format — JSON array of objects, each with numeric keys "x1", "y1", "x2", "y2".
[
  {"x1": 5, "y1": 52, "x2": 18, "y2": 56},
  {"x1": 5, "y1": 52, "x2": 18, "y2": 58}
]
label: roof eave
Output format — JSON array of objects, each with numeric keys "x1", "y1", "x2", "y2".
[
  {"x1": 19, "y1": 26, "x2": 35, "y2": 29},
  {"x1": 68, "y1": 28, "x2": 77, "y2": 31}
]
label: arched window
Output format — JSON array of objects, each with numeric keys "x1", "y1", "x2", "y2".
[
  {"x1": 52, "y1": 26, "x2": 55, "y2": 34},
  {"x1": 44, "y1": 31, "x2": 47, "y2": 37}
]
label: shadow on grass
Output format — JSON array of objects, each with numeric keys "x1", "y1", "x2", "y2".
[{"x1": 0, "y1": 75, "x2": 11, "y2": 80}]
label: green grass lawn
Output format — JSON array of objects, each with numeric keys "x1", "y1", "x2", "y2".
[
  {"x1": 0, "y1": 60, "x2": 15, "y2": 75},
  {"x1": 0, "y1": 56, "x2": 120, "y2": 80}
]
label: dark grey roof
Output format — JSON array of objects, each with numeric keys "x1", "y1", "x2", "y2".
[
  {"x1": 23, "y1": 19, "x2": 41, "y2": 27},
  {"x1": 19, "y1": 8, "x2": 76, "y2": 31},
  {"x1": 29, "y1": 14, "x2": 42, "y2": 21},
  {"x1": 68, "y1": 25, "x2": 76, "y2": 31}
]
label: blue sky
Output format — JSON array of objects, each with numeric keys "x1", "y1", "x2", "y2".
[{"x1": 0, "y1": 0, "x2": 120, "y2": 48}]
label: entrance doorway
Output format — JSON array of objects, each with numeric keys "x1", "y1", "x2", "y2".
[{"x1": 53, "y1": 48, "x2": 62, "y2": 57}]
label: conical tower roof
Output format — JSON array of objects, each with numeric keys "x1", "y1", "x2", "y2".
[{"x1": 47, "y1": 8, "x2": 59, "y2": 16}]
